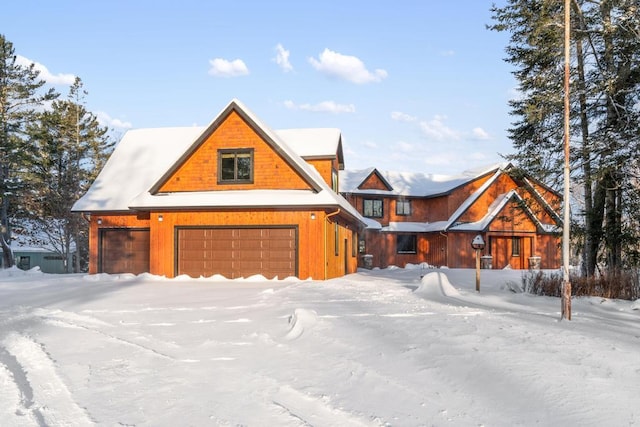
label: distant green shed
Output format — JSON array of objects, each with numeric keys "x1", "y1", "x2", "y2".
[{"x1": 12, "y1": 246, "x2": 75, "y2": 274}]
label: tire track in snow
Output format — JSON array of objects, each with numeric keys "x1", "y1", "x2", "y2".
[
  {"x1": 36, "y1": 309, "x2": 176, "y2": 361},
  {"x1": 272, "y1": 384, "x2": 378, "y2": 427},
  {"x1": 0, "y1": 347, "x2": 42, "y2": 426},
  {"x1": 2, "y1": 333, "x2": 94, "y2": 426}
]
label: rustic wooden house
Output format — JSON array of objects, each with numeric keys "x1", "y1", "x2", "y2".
[
  {"x1": 72, "y1": 99, "x2": 365, "y2": 279},
  {"x1": 340, "y1": 164, "x2": 562, "y2": 270}
]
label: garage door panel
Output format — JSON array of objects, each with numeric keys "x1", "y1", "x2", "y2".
[
  {"x1": 177, "y1": 227, "x2": 296, "y2": 279},
  {"x1": 264, "y1": 249, "x2": 294, "y2": 259},
  {"x1": 263, "y1": 239, "x2": 294, "y2": 249},
  {"x1": 100, "y1": 229, "x2": 150, "y2": 275}
]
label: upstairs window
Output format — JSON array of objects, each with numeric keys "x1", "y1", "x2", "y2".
[
  {"x1": 331, "y1": 169, "x2": 339, "y2": 192},
  {"x1": 363, "y1": 199, "x2": 383, "y2": 218},
  {"x1": 396, "y1": 234, "x2": 417, "y2": 254},
  {"x1": 218, "y1": 149, "x2": 253, "y2": 184},
  {"x1": 396, "y1": 199, "x2": 411, "y2": 216}
]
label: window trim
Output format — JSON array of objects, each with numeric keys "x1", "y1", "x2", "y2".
[
  {"x1": 217, "y1": 148, "x2": 254, "y2": 184},
  {"x1": 358, "y1": 237, "x2": 366, "y2": 254},
  {"x1": 396, "y1": 234, "x2": 417, "y2": 254},
  {"x1": 396, "y1": 199, "x2": 411, "y2": 216},
  {"x1": 512, "y1": 237, "x2": 521, "y2": 256},
  {"x1": 363, "y1": 199, "x2": 383, "y2": 218},
  {"x1": 331, "y1": 168, "x2": 339, "y2": 192},
  {"x1": 352, "y1": 232, "x2": 357, "y2": 257}
]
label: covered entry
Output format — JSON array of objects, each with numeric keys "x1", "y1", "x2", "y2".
[
  {"x1": 99, "y1": 228, "x2": 150, "y2": 274},
  {"x1": 176, "y1": 227, "x2": 297, "y2": 279},
  {"x1": 489, "y1": 236, "x2": 532, "y2": 269}
]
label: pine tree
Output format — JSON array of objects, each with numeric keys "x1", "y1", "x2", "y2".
[
  {"x1": 0, "y1": 34, "x2": 57, "y2": 268},
  {"x1": 489, "y1": 0, "x2": 640, "y2": 275},
  {"x1": 26, "y1": 77, "x2": 113, "y2": 272}
]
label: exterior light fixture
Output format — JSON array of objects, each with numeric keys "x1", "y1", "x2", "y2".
[
  {"x1": 158, "y1": 215, "x2": 163, "y2": 222},
  {"x1": 97, "y1": 218, "x2": 102, "y2": 225},
  {"x1": 310, "y1": 213, "x2": 316, "y2": 220}
]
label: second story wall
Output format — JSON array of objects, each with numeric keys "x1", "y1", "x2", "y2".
[{"x1": 159, "y1": 111, "x2": 311, "y2": 193}]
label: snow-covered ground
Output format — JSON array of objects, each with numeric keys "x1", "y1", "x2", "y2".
[{"x1": 0, "y1": 265, "x2": 638, "y2": 426}]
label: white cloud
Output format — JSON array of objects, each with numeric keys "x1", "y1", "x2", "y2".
[
  {"x1": 308, "y1": 48, "x2": 387, "y2": 84},
  {"x1": 391, "y1": 111, "x2": 417, "y2": 122},
  {"x1": 273, "y1": 43, "x2": 293, "y2": 73},
  {"x1": 361, "y1": 140, "x2": 378, "y2": 149},
  {"x1": 418, "y1": 115, "x2": 461, "y2": 141},
  {"x1": 440, "y1": 50, "x2": 455, "y2": 57},
  {"x1": 394, "y1": 110, "x2": 493, "y2": 144},
  {"x1": 471, "y1": 127, "x2": 491, "y2": 140},
  {"x1": 96, "y1": 111, "x2": 133, "y2": 130},
  {"x1": 393, "y1": 141, "x2": 416, "y2": 153},
  {"x1": 208, "y1": 58, "x2": 249, "y2": 77},
  {"x1": 283, "y1": 100, "x2": 355, "y2": 114},
  {"x1": 16, "y1": 55, "x2": 75, "y2": 85}
]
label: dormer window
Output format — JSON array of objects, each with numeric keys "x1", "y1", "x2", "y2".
[{"x1": 218, "y1": 149, "x2": 253, "y2": 184}]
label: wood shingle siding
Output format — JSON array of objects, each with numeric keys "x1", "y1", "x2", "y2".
[
  {"x1": 340, "y1": 165, "x2": 562, "y2": 270},
  {"x1": 158, "y1": 111, "x2": 311, "y2": 192}
]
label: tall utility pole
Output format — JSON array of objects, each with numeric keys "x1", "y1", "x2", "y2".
[{"x1": 561, "y1": 0, "x2": 572, "y2": 320}]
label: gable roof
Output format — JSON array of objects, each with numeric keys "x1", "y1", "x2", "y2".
[
  {"x1": 151, "y1": 99, "x2": 324, "y2": 194},
  {"x1": 359, "y1": 168, "x2": 394, "y2": 191},
  {"x1": 340, "y1": 163, "x2": 508, "y2": 197},
  {"x1": 449, "y1": 189, "x2": 541, "y2": 232},
  {"x1": 363, "y1": 166, "x2": 562, "y2": 233},
  {"x1": 72, "y1": 99, "x2": 364, "y2": 225},
  {"x1": 276, "y1": 128, "x2": 344, "y2": 169},
  {"x1": 71, "y1": 127, "x2": 203, "y2": 212}
]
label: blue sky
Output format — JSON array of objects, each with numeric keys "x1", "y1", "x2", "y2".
[{"x1": 4, "y1": 0, "x2": 515, "y2": 175}]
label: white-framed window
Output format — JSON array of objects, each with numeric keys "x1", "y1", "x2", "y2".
[
  {"x1": 363, "y1": 199, "x2": 383, "y2": 218},
  {"x1": 396, "y1": 199, "x2": 411, "y2": 216}
]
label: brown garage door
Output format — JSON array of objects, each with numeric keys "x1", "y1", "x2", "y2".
[
  {"x1": 177, "y1": 227, "x2": 297, "y2": 279},
  {"x1": 100, "y1": 228, "x2": 150, "y2": 274}
]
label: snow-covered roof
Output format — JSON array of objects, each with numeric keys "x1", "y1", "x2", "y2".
[
  {"x1": 275, "y1": 128, "x2": 342, "y2": 160},
  {"x1": 72, "y1": 99, "x2": 363, "y2": 224},
  {"x1": 381, "y1": 222, "x2": 439, "y2": 233},
  {"x1": 129, "y1": 189, "x2": 353, "y2": 210},
  {"x1": 72, "y1": 127, "x2": 203, "y2": 212},
  {"x1": 448, "y1": 190, "x2": 520, "y2": 232},
  {"x1": 442, "y1": 169, "x2": 503, "y2": 230},
  {"x1": 340, "y1": 163, "x2": 509, "y2": 197}
]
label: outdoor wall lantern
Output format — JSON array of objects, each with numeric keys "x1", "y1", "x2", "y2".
[
  {"x1": 97, "y1": 218, "x2": 102, "y2": 225},
  {"x1": 158, "y1": 215, "x2": 163, "y2": 222},
  {"x1": 471, "y1": 234, "x2": 485, "y2": 292},
  {"x1": 310, "y1": 213, "x2": 316, "y2": 220}
]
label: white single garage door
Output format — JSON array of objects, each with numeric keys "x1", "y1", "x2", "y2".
[{"x1": 177, "y1": 227, "x2": 297, "y2": 279}]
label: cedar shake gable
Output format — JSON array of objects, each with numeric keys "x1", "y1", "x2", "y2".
[
  {"x1": 151, "y1": 99, "x2": 324, "y2": 194},
  {"x1": 358, "y1": 169, "x2": 394, "y2": 191}
]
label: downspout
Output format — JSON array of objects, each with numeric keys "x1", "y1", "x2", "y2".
[{"x1": 324, "y1": 209, "x2": 341, "y2": 279}]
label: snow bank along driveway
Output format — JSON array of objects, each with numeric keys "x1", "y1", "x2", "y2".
[{"x1": 0, "y1": 267, "x2": 638, "y2": 426}]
